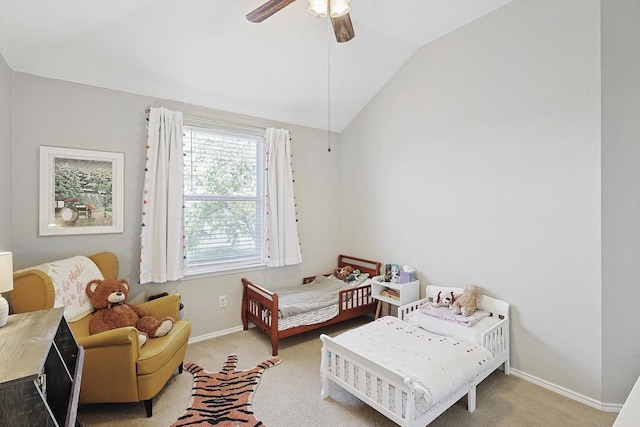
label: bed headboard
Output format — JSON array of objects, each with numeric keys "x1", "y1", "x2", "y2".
[
  {"x1": 337, "y1": 255, "x2": 381, "y2": 278},
  {"x1": 425, "y1": 285, "x2": 509, "y2": 319}
]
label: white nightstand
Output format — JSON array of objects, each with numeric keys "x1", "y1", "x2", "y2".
[{"x1": 371, "y1": 275, "x2": 420, "y2": 319}]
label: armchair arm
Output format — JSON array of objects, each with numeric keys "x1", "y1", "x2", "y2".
[
  {"x1": 10, "y1": 269, "x2": 56, "y2": 313},
  {"x1": 140, "y1": 293, "x2": 181, "y2": 320},
  {"x1": 76, "y1": 326, "x2": 142, "y2": 350},
  {"x1": 75, "y1": 326, "x2": 142, "y2": 404}
]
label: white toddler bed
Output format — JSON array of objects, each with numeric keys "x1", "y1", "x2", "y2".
[{"x1": 320, "y1": 285, "x2": 510, "y2": 427}]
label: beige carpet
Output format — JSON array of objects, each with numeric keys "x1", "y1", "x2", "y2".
[{"x1": 78, "y1": 316, "x2": 618, "y2": 427}]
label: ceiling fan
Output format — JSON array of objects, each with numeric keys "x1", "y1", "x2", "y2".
[{"x1": 246, "y1": 0, "x2": 355, "y2": 43}]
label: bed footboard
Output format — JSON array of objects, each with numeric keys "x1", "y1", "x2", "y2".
[
  {"x1": 320, "y1": 334, "x2": 478, "y2": 427},
  {"x1": 338, "y1": 284, "x2": 375, "y2": 315},
  {"x1": 481, "y1": 317, "x2": 510, "y2": 375},
  {"x1": 242, "y1": 278, "x2": 279, "y2": 355},
  {"x1": 320, "y1": 333, "x2": 416, "y2": 426}
]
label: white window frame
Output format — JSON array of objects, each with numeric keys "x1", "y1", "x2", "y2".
[{"x1": 183, "y1": 120, "x2": 266, "y2": 276}]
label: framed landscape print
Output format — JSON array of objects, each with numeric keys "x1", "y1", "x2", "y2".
[{"x1": 39, "y1": 146, "x2": 124, "y2": 235}]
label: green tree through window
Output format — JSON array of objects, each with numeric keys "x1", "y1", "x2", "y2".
[{"x1": 183, "y1": 124, "x2": 266, "y2": 274}]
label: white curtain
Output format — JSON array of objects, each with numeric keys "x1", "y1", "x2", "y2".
[
  {"x1": 265, "y1": 128, "x2": 302, "y2": 267},
  {"x1": 140, "y1": 107, "x2": 185, "y2": 284}
]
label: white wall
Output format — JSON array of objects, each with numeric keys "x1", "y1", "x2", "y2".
[
  {"x1": 10, "y1": 73, "x2": 343, "y2": 338},
  {"x1": 0, "y1": 54, "x2": 12, "y2": 250},
  {"x1": 601, "y1": 0, "x2": 640, "y2": 405},
  {"x1": 340, "y1": 0, "x2": 603, "y2": 402}
]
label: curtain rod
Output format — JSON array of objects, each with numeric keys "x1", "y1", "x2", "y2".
[{"x1": 145, "y1": 106, "x2": 266, "y2": 134}]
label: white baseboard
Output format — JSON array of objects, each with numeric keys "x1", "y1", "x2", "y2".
[
  {"x1": 510, "y1": 368, "x2": 623, "y2": 413},
  {"x1": 188, "y1": 325, "x2": 244, "y2": 344}
]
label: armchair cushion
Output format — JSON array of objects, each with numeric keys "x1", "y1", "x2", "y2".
[{"x1": 137, "y1": 319, "x2": 191, "y2": 375}]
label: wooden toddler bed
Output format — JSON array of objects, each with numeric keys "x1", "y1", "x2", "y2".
[
  {"x1": 320, "y1": 285, "x2": 510, "y2": 427},
  {"x1": 242, "y1": 255, "x2": 381, "y2": 356}
]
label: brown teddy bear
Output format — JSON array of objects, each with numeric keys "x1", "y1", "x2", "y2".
[
  {"x1": 86, "y1": 278, "x2": 174, "y2": 346},
  {"x1": 450, "y1": 285, "x2": 483, "y2": 316},
  {"x1": 333, "y1": 265, "x2": 354, "y2": 281}
]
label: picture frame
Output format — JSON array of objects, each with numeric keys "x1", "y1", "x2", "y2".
[{"x1": 39, "y1": 146, "x2": 124, "y2": 235}]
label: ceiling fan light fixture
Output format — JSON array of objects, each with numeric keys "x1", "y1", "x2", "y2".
[
  {"x1": 307, "y1": 0, "x2": 350, "y2": 18},
  {"x1": 307, "y1": 0, "x2": 328, "y2": 17},
  {"x1": 329, "y1": 0, "x2": 350, "y2": 18}
]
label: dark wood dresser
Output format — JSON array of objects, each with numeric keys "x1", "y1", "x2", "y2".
[{"x1": 0, "y1": 308, "x2": 84, "y2": 426}]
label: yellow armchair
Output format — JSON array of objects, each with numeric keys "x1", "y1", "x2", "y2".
[{"x1": 8, "y1": 252, "x2": 191, "y2": 418}]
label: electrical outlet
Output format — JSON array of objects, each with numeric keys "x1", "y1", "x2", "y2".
[{"x1": 219, "y1": 295, "x2": 227, "y2": 308}]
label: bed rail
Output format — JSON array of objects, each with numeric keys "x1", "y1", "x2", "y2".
[
  {"x1": 481, "y1": 317, "x2": 510, "y2": 374},
  {"x1": 241, "y1": 278, "x2": 279, "y2": 353}
]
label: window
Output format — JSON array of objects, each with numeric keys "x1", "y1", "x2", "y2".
[{"x1": 183, "y1": 122, "x2": 266, "y2": 275}]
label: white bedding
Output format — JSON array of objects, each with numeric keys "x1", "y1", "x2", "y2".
[
  {"x1": 276, "y1": 274, "x2": 370, "y2": 318},
  {"x1": 332, "y1": 316, "x2": 493, "y2": 407},
  {"x1": 405, "y1": 308, "x2": 502, "y2": 344}
]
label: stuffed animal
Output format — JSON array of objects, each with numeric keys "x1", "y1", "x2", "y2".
[
  {"x1": 345, "y1": 268, "x2": 361, "y2": 282},
  {"x1": 450, "y1": 285, "x2": 483, "y2": 316},
  {"x1": 86, "y1": 278, "x2": 174, "y2": 346},
  {"x1": 333, "y1": 265, "x2": 354, "y2": 281},
  {"x1": 432, "y1": 290, "x2": 456, "y2": 307},
  {"x1": 390, "y1": 264, "x2": 400, "y2": 283}
]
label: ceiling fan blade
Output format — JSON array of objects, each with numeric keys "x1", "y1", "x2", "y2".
[
  {"x1": 331, "y1": 13, "x2": 355, "y2": 43},
  {"x1": 246, "y1": 0, "x2": 296, "y2": 23}
]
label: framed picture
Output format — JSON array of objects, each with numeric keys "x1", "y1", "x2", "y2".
[{"x1": 39, "y1": 146, "x2": 124, "y2": 235}]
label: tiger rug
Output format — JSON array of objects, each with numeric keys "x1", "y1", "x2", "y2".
[{"x1": 171, "y1": 354, "x2": 281, "y2": 427}]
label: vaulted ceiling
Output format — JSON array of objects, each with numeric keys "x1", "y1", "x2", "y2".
[{"x1": 0, "y1": 0, "x2": 512, "y2": 131}]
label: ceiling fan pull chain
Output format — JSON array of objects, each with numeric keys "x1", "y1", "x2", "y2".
[{"x1": 327, "y1": 19, "x2": 332, "y2": 153}]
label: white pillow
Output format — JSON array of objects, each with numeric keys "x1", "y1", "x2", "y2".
[{"x1": 405, "y1": 309, "x2": 501, "y2": 343}]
